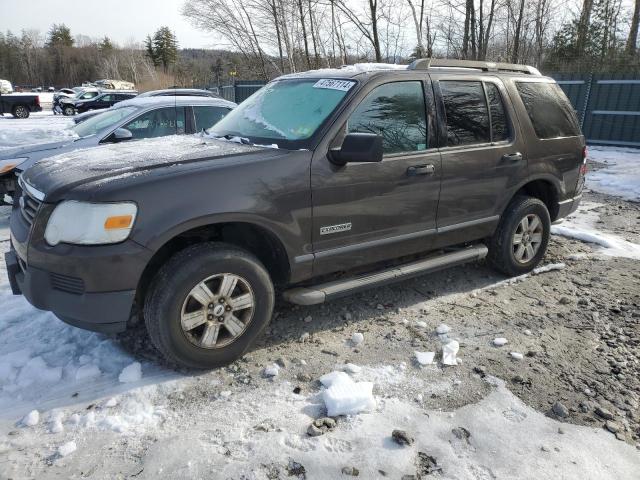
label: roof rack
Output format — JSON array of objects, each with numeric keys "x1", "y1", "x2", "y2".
[{"x1": 407, "y1": 58, "x2": 541, "y2": 76}]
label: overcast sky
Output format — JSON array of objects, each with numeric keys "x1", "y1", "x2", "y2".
[{"x1": 0, "y1": 0, "x2": 218, "y2": 49}]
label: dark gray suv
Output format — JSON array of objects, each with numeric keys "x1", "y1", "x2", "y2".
[{"x1": 6, "y1": 59, "x2": 586, "y2": 368}]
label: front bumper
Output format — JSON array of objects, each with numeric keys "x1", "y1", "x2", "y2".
[
  {"x1": 7, "y1": 201, "x2": 153, "y2": 334},
  {"x1": 5, "y1": 248, "x2": 135, "y2": 333}
]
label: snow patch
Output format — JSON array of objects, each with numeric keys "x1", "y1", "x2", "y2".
[
  {"x1": 319, "y1": 371, "x2": 376, "y2": 416},
  {"x1": 587, "y1": 146, "x2": 640, "y2": 201}
]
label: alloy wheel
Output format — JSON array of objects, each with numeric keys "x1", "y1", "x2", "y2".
[
  {"x1": 180, "y1": 273, "x2": 255, "y2": 349},
  {"x1": 512, "y1": 213, "x2": 543, "y2": 264}
]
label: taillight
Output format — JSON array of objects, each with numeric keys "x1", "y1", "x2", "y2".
[{"x1": 35, "y1": 96, "x2": 40, "y2": 106}]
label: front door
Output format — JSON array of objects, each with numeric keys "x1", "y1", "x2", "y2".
[{"x1": 311, "y1": 78, "x2": 441, "y2": 276}]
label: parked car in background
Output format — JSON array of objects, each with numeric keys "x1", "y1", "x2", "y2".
[
  {"x1": 138, "y1": 88, "x2": 221, "y2": 98},
  {"x1": 95, "y1": 79, "x2": 136, "y2": 90},
  {"x1": 0, "y1": 92, "x2": 42, "y2": 118},
  {"x1": 0, "y1": 95, "x2": 236, "y2": 203},
  {"x1": 55, "y1": 87, "x2": 101, "y2": 115},
  {"x1": 71, "y1": 91, "x2": 138, "y2": 115},
  {"x1": 0, "y1": 79, "x2": 13, "y2": 94}
]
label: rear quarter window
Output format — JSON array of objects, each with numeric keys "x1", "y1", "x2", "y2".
[{"x1": 516, "y1": 82, "x2": 580, "y2": 139}]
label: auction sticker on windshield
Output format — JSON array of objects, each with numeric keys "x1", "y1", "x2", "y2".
[{"x1": 313, "y1": 79, "x2": 355, "y2": 91}]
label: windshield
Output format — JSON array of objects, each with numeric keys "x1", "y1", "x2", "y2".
[
  {"x1": 71, "y1": 106, "x2": 137, "y2": 138},
  {"x1": 211, "y1": 78, "x2": 355, "y2": 147}
]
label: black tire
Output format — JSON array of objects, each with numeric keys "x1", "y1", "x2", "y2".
[
  {"x1": 12, "y1": 105, "x2": 29, "y2": 119},
  {"x1": 487, "y1": 196, "x2": 551, "y2": 277},
  {"x1": 144, "y1": 242, "x2": 275, "y2": 369},
  {"x1": 63, "y1": 106, "x2": 75, "y2": 116}
]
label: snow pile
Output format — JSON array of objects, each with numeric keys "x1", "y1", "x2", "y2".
[
  {"x1": 551, "y1": 202, "x2": 640, "y2": 259},
  {"x1": 319, "y1": 371, "x2": 376, "y2": 416},
  {"x1": 22, "y1": 409, "x2": 39, "y2": 426},
  {"x1": 588, "y1": 146, "x2": 640, "y2": 201}
]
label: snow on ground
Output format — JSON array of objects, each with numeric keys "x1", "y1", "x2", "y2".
[
  {"x1": 551, "y1": 201, "x2": 640, "y2": 259},
  {"x1": 588, "y1": 146, "x2": 640, "y2": 202},
  {"x1": 0, "y1": 112, "x2": 74, "y2": 151}
]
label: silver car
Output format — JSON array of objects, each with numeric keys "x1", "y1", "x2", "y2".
[{"x1": 0, "y1": 95, "x2": 236, "y2": 203}]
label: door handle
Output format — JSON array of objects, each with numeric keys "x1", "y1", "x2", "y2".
[
  {"x1": 502, "y1": 152, "x2": 523, "y2": 163},
  {"x1": 407, "y1": 164, "x2": 435, "y2": 176}
]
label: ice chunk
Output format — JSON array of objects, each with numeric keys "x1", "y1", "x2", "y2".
[
  {"x1": 58, "y1": 441, "x2": 77, "y2": 457},
  {"x1": 351, "y1": 332, "x2": 364, "y2": 345},
  {"x1": 415, "y1": 351, "x2": 435, "y2": 366},
  {"x1": 493, "y1": 337, "x2": 508, "y2": 347},
  {"x1": 75, "y1": 364, "x2": 101, "y2": 381},
  {"x1": 22, "y1": 409, "x2": 39, "y2": 426},
  {"x1": 263, "y1": 364, "x2": 280, "y2": 377},
  {"x1": 118, "y1": 362, "x2": 142, "y2": 383},
  {"x1": 442, "y1": 340, "x2": 459, "y2": 366},
  {"x1": 103, "y1": 397, "x2": 118, "y2": 408},
  {"x1": 510, "y1": 352, "x2": 524, "y2": 360},
  {"x1": 319, "y1": 371, "x2": 375, "y2": 416},
  {"x1": 342, "y1": 363, "x2": 362, "y2": 374},
  {"x1": 436, "y1": 324, "x2": 451, "y2": 334},
  {"x1": 415, "y1": 321, "x2": 427, "y2": 328}
]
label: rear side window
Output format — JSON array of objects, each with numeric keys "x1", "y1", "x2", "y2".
[
  {"x1": 516, "y1": 82, "x2": 580, "y2": 139},
  {"x1": 193, "y1": 106, "x2": 231, "y2": 131},
  {"x1": 440, "y1": 81, "x2": 490, "y2": 146},
  {"x1": 348, "y1": 81, "x2": 428, "y2": 154},
  {"x1": 486, "y1": 83, "x2": 509, "y2": 142}
]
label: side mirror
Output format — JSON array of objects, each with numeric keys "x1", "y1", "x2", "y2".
[
  {"x1": 329, "y1": 132, "x2": 383, "y2": 166},
  {"x1": 110, "y1": 128, "x2": 133, "y2": 143}
]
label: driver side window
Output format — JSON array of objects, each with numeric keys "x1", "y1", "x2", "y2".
[{"x1": 347, "y1": 81, "x2": 428, "y2": 155}]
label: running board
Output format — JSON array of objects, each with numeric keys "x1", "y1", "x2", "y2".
[{"x1": 283, "y1": 244, "x2": 488, "y2": 305}]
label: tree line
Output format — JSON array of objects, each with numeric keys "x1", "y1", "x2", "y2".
[
  {"x1": 0, "y1": 0, "x2": 639, "y2": 90},
  {"x1": 183, "y1": 0, "x2": 640, "y2": 77}
]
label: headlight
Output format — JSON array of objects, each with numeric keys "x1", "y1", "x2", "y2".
[
  {"x1": 45, "y1": 201, "x2": 137, "y2": 246},
  {"x1": 0, "y1": 158, "x2": 27, "y2": 174}
]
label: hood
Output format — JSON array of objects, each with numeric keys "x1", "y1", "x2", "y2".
[
  {"x1": 22, "y1": 135, "x2": 274, "y2": 199},
  {"x1": 0, "y1": 139, "x2": 75, "y2": 159}
]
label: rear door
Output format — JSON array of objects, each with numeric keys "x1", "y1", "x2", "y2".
[
  {"x1": 311, "y1": 76, "x2": 441, "y2": 276},
  {"x1": 431, "y1": 75, "x2": 526, "y2": 242}
]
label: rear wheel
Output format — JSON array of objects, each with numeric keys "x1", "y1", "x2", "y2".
[
  {"x1": 487, "y1": 196, "x2": 551, "y2": 276},
  {"x1": 12, "y1": 105, "x2": 29, "y2": 118},
  {"x1": 144, "y1": 243, "x2": 275, "y2": 369}
]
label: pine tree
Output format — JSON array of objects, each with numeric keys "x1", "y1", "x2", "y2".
[
  {"x1": 151, "y1": 26, "x2": 178, "y2": 73},
  {"x1": 144, "y1": 34, "x2": 158, "y2": 66},
  {"x1": 45, "y1": 24, "x2": 74, "y2": 48},
  {"x1": 99, "y1": 36, "x2": 114, "y2": 52}
]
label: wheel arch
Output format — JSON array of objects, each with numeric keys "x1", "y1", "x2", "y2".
[
  {"x1": 136, "y1": 221, "x2": 291, "y2": 307},
  {"x1": 504, "y1": 177, "x2": 561, "y2": 221}
]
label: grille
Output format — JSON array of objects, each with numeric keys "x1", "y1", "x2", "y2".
[
  {"x1": 19, "y1": 187, "x2": 42, "y2": 228},
  {"x1": 50, "y1": 273, "x2": 85, "y2": 295}
]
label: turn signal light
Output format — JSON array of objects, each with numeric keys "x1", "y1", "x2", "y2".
[{"x1": 104, "y1": 215, "x2": 133, "y2": 230}]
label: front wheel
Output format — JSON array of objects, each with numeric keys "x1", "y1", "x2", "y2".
[
  {"x1": 63, "y1": 106, "x2": 75, "y2": 116},
  {"x1": 144, "y1": 243, "x2": 275, "y2": 369},
  {"x1": 12, "y1": 105, "x2": 29, "y2": 118},
  {"x1": 487, "y1": 196, "x2": 551, "y2": 276}
]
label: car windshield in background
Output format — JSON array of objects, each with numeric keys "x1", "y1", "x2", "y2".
[
  {"x1": 210, "y1": 78, "x2": 355, "y2": 147},
  {"x1": 71, "y1": 106, "x2": 137, "y2": 138}
]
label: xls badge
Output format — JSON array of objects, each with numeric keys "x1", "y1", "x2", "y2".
[{"x1": 320, "y1": 222, "x2": 352, "y2": 235}]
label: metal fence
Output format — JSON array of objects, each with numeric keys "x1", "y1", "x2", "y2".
[
  {"x1": 220, "y1": 80, "x2": 267, "y2": 103},
  {"x1": 552, "y1": 73, "x2": 640, "y2": 147}
]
